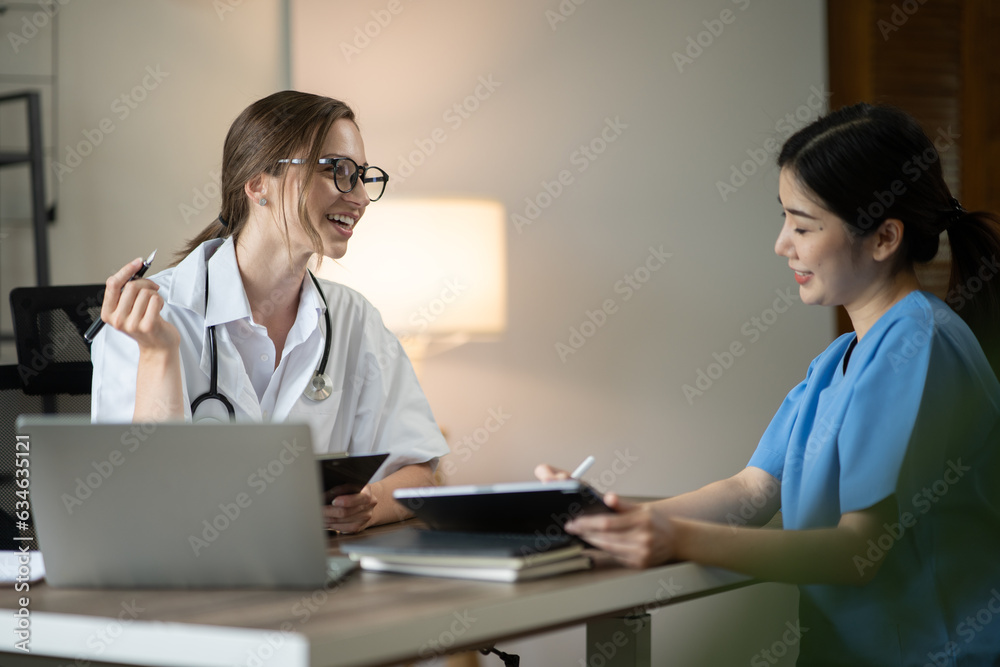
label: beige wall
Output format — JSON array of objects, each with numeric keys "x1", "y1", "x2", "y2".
[
  {"x1": 292, "y1": 1, "x2": 825, "y2": 663},
  {"x1": 292, "y1": 0, "x2": 832, "y2": 494}
]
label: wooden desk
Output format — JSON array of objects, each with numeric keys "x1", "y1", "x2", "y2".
[{"x1": 0, "y1": 525, "x2": 754, "y2": 666}]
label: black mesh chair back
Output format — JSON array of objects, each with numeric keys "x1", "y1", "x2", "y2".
[{"x1": 9, "y1": 284, "x2": 105, "y2": 397}]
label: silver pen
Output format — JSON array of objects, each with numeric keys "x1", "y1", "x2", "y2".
[
  {"x1": 84, "y1": 249, "x2": 157, "y2": 343},
  {"x1": 570, "y1": 456, "x2": 596, "y2": 480}
]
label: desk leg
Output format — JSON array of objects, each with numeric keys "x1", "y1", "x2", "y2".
[{"x1": 585, "y1": 614, "x2": 651, "y2": 667}]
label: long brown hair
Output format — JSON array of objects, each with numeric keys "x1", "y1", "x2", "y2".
[{"x1": 173, "y1": 91, "x2": 357, "y2": 264}]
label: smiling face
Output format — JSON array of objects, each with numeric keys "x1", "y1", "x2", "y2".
[
  {"x1": 284, "y1": 118, "x2": 372, "y2": 261},
  {"x1": 774, "y1": 168, "x2": 881, "y2": 309}
]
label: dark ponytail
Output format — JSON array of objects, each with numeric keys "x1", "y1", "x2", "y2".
[
  {"x1": 944, "y1": 210, "x2": 1000, "y2": 370},
  {"x1": 778, "y1": 103, "x2": 1000, "y2": 374}
]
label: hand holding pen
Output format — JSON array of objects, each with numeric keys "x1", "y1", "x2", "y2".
[
  {"x1": 85, "y1": 250, "x2": 158, "y2": 343},
  {"x1": 534, "y1": 455, "x2": 596, "y2": 483}
]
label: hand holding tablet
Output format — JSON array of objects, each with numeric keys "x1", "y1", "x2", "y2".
[{"x1": 317, "y1": 452, "x2": 389, "y2": 500}]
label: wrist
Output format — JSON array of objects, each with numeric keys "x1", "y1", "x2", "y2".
[
  {"x1": 138, "y1": 343, "x2": 179, "y2": 367},
  {"x1": 670, "y1": 517, "x2": 697, "y2": 563}
]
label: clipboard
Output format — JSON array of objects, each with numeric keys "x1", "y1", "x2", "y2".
[{"x1": 317, "y1": 452, "x2": 389, "y2": 497}]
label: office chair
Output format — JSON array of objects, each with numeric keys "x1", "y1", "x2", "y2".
[
  {"x1": 2, "y1": 284, "x2": 103, "y2": 550},
  {"x1": 9, "y1": 283, "x2": 104, "y2": 398}
]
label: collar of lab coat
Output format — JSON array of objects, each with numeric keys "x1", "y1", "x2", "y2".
[
  {"x1": 204, "y1": 237, "x2": 252, "y2": 328},
  {"x1": 167, "y1": 236, "x2": 328, "y2": 419},
  {"x1": 167, "y1": 236, "x2": 326, "y2": 329}
]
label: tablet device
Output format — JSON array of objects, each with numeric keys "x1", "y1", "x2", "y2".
[
  {"x1": 393, "y1": 480, "x2": 611, "y2": 536},
  {"x1": 317, "y1": 452, "x2": 389, "y2": 497}
]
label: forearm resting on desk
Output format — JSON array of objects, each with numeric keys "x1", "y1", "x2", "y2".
[
  {"x1": 651, "y1": 466, "x2": 780, "y2": 525},
  {"x1": 672, "y1": 495, "x2": 896, "y2": 585},
  {"x1": 370, "y1": 462, "x2": 436, "y2": 525}
]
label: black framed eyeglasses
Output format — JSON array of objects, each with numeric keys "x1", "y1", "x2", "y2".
[{"x1": 278, "y1": 157, "x2": 389, "y2": 201}]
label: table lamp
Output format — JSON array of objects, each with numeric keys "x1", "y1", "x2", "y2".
[{"x1": 315, "y1": 197, "x2": 507, "y2": 371}]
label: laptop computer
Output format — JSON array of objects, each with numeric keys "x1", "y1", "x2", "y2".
[{"x1": 16, "y1": 416, "x2": 354, "y2": 588}]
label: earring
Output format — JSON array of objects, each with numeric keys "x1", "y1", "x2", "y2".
[{"x1": 259, "y1": 197, "x2": 268, "y2": 206}]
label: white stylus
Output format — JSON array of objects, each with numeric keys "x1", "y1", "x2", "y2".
[{"x1": 570, "y1": 456, "x2": 596, "y2": 479}]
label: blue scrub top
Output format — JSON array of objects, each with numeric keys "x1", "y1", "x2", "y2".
[{"x1": 748, "y1": 291, "x2": 1000, "y2": 666}]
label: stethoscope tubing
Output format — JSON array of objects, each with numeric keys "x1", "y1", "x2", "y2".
[{"x1": 190, "y1": 269, "x2": 332, "y2": 421}]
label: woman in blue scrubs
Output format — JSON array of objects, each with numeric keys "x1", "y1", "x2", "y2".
[{"x1": 539, "y1": 103, "x2": 1000, "y2": 665}]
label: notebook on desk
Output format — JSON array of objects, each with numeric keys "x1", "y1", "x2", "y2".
[
  {"x1": 340, "y1": 481, "x2": 612, "y2": 581},
  {"x1": 16, "y1": 416, "x2": 356, "y2": 589}
]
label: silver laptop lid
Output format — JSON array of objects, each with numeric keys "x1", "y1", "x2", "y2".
[{"x1": 17, "y1": 417, "x2": 328, "y2": 589}]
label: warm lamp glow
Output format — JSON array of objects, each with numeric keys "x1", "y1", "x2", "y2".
[{"x1": 316, "y1": 198, "x2": 507, "y2": 360}]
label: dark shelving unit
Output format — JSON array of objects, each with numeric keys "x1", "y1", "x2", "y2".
[{"x1": 0, "y1": 90, "x2": 49, "y2": 288}]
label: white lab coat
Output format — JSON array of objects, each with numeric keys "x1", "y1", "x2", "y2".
[{"x1": 91, "y1": 237, "x2": 449, "y2": 480}]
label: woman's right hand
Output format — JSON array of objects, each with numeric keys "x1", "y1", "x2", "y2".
[
  {"x1": 101, "y1": 258, "x2": 179, "y2": 352},
  {"x1": 534, "y1": 463, "x2": 572, "y2": 482},
  {"x1": 102, "y1": 258, "x2": 186, "y2": 422}
]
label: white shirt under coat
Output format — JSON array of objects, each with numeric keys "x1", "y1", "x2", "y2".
[{"x1": 91, "y1": 237, "x2": 449, "y2": 480}]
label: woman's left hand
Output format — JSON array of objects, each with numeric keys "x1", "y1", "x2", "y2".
[
  {"x1": 565, "y1": 493, "x2": 677, "y2": 569},
  {"x1": 323, "y1": 485, "x2": 378, "y2": 533}
]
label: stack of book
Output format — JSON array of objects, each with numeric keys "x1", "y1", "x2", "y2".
[{"x1": 340, "y1": 528, "x2": 593, "y2": 582}]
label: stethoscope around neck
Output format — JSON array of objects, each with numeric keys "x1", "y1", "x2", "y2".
[{"x1": 190, "y1": 270, "x2": 334, "y2": 421}]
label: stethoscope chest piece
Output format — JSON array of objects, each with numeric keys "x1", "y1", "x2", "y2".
[{"x1": 303, "y1": 371, "x2": 333, "y2": 401}]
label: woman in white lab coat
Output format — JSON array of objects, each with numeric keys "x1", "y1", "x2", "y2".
[{"x1": 91, "y1": 91, "x2": 449, "y2": 533}]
